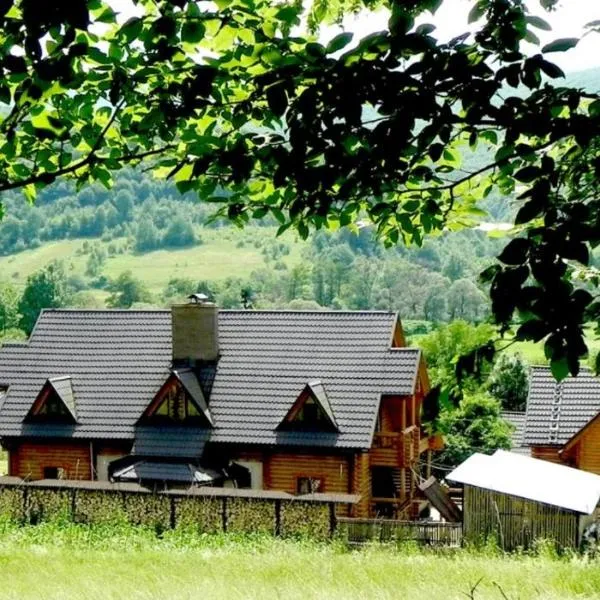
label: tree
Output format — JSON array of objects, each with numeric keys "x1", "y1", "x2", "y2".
[
  {"x1": 162, "y1": 216, "x2": 197, "y2": 248},
  {"x1": 436, "y1": 392, "x2": 513, "y2": 469},
  {"x1": 0, "y1": 282, "x2": 20, "y2": 333},
  {"x1": 134, "y1": 216, "x2": 161, "y2": 253},
  {"x1": 0, "y1": 1, "x2": 599, "y2": 375},
  {"x1": 488, "y1": 353, "x2": 529, "y2": 412},
  {"x1": 419, "y1": 321, "x2": 496, "y2": 389},
  {"x1": 106, "y1": 271, "x2": 151, "y2": 308},
  {"x1": 446, "y1": 279, "x2": 488, "y2": 321},
  {"x1": 18, "y1": 262, "x2": 71, "y2": 334}
]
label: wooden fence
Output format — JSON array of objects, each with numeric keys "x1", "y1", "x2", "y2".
[{"x1": 337, "y1": 517, "x2": 462, "y2": 546}]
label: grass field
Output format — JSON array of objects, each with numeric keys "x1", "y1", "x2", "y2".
[
  {"x1": 0, "y1": 226, "x2": 308, "y2": 295},
  {"x1": 0, "y1": 523, "x2": 598, "y2": 599}
]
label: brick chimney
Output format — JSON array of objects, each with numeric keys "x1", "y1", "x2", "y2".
[{"x1": 171, "y1": 295, "x2": 219, "y2": 364}]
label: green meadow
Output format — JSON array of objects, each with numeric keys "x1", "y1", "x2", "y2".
[{"x1": 0, "y1": 523, "x2": 598, "y2": 600}]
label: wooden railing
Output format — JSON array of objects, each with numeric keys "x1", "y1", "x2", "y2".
[
  {"x1": 372, "y1": 426, "x2": 420, "y2": 467},
  {"x1": 337, "y1": 517, "x2": 462, "y2": 546}
]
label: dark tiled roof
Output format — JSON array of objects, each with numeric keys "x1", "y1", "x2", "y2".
[
  {"x1": 0, "y1": 309, "x2": 420, "y2": 451},
  {"x1": 523, "y1": 366, "x2": 600, "y2": 447},
  {"x1": 501, "y1": 411, "x2": 529, "y2": 455}
]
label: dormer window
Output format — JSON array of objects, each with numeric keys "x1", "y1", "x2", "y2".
[
  {"x1": 140, "y1": 369, "x2": 213, "y2": 427},
  {"x1": 25, "y1": 377, "x2": 77, "y2": 424},
  {"x1": 277, "y1": 381, "x2": 338, "y2": 432}
]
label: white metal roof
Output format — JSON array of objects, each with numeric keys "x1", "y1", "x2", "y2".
[{"x1": 447, "y1": 450, "x2": 600, "y2": 515}]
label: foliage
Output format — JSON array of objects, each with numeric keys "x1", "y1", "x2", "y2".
[
  {"x1": 437, "y1": 392, "x2": 513, "y2": 468},
  {"x1": 0, "y1": 282, "x2": 20, "y2": 332},
  {"x1": 17, "y1": 261, "x2": 72, "y2": 334},
  {"x1": 106, "y1": 270, "x2": 151, "y2": 308},
  {"x1": 419, "y1": 321, "x2": 496, "y2": 389},
  {"x1": 488, "y1": 353, "x2": 529, "y2": 412},
  {"x1": 0, "y1": 0, "x2": 598, "y2": 374}
]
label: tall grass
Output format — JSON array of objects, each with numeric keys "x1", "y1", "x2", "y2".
[{"x1": 0, "y1": 521, "x2": 599, "y2": 599}]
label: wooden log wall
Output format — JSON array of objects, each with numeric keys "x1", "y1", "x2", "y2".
[
  {"x1": 10, "y1": 441, "x2": 92, "y2": 480},
  {"x1": 577, "y1": 419, "x2": 600, "y2": 475}
]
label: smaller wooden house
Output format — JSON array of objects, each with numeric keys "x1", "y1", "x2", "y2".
[{"x1": 448, "y1": 450, "x2": 600, "y2": 550}]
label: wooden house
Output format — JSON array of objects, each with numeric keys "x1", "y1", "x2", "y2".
[
  {"x1": 0, "y1": 301, "x2": 436, "y2": 518},
  {"x1": 448, "y1": 450, "x2": 600, "y2": 550},
  {"x1": 523, "y1": 367, "x2": 600, "y2": 473}
]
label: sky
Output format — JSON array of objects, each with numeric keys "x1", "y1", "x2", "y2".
[
  {"x1": 112, "y1": 0, "x2": 600, "y2": 74},
  {"x1": 325, "y1": 0, "x2": 600, "y2": 73}
]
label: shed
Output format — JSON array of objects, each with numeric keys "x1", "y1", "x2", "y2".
[{"x1": 447, "y1": 450, "x2": 600, "y2": 549}]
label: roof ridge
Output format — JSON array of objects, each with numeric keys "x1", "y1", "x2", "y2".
[{"x1": 39, "y1": 308, "x2": 398, "y2": 315}]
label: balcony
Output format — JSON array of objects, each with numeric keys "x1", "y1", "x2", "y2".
[{"x1": 371, "y1": 426, "x2": 419, "y2": 467}]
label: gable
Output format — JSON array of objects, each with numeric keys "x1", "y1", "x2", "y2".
[
  {"x1": 278, "y1": 381, "x2": 338, "y2": 432},
  {"x1": 140, "y1": 370, "x2": 213, "y2": 427},
  {"x1": 25, "y1": 377, "x2": 77, "y2": 423},
  {"x1": 524, "y1": 367, "x2": 600, "y2": 447}
]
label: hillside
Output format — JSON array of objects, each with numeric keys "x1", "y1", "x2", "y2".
[
  {"x1": 0, "y1": 66, "x2": 597, "y2": 319},
  {"x1": 0, "y1": 228, "x2": 307, "y2": 296}
]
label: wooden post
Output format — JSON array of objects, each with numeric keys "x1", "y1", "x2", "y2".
[
  {"x1": 71, "y1": 488, "x2": 77, "y2": 521},
  {"x1": 170, "y1": 496, "x2": 176, "y2": 529},
  {"x1": 275, "y1": 500, "x2": 281, "y2": 536},
  {"x1": 222, "y1": 497, "x2": 228, "y2": 532},
  {"x1": 426, "y1": 449, "x2": 432, "y2": 479},
  {"x1": 329, "y1": 503, "x2": 336, "y2": 538}
]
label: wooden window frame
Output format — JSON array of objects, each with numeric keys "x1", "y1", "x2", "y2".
[{"x1": 296, "y1": 474, "x2": 326, "y2": 495}]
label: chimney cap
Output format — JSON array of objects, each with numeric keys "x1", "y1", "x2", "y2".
[{"x1": 188, "y1": 293, "x2": 209, "y2": 303}]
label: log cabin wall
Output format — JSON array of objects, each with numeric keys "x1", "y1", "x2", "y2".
[
  {"x1": 9, "y1": 440, "x2": 92, "y2": 480},
  {"x1": 531, "y1": 445, "x2": 563, "y2": 464},
  {"x1": 352, "y1": 451, "x2": 371, "y2": 517},
  {"x1": 575, "y1": 419, "x2": 600, "y2": 474}
]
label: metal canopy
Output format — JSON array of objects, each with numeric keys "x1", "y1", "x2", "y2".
[
  {"x1": 447, "y1": 450, "x2": 600, "y2": 515},
  {"x1": 113, "y1": 461, "x2": 221, "y2": 485}
]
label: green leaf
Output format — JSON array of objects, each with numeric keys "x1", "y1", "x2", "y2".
[
  {"x1": 550, "y1": 356, "x2": 569, "y2": 381},
  {"x1": 95, "y1": 6, "x2": 117, "y2": 24},
  {"x1": 326, "y1": 32, "x2": 353, "y2": 54},
  {"x1": 539, "y1": 59, "x2": 564, "y2": 79},
  {"x1": 266, "y1": 84, "x2": 287, "y2": 117},
  {"x1": 526, "y1": 15, "x2": 551, "y2": 31},
  {"x1": 468, "y1": 1, "x2": 485, "y2": 23},
  {"x1": 120, "y1": 18, "x2": 143, "y2": 42},
  {"x1": 541, "y1": 38, "x2": 579, "y2": 53},
  {"x1": 498, "y1": 238, "x2": 530, "y2": 265},
  {"x1": 514, "y1": 166, "x2": 541, "y2": 183},
  {"x1": 182, "y1": 21, "x2": 206, "y2": 44},
  {"x1": 0, "y1": 84, "x2": 10, "y2": 104}
]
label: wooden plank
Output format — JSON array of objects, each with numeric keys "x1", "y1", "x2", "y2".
[{"x1": 419, "y1": 476, "x2": 462, "y2": 523}]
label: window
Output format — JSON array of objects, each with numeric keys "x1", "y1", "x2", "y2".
[
  {"x1": 297, "y1": 476, "x2": 323, "y2": 494},
  {"x1": 37, "y1": 392, "x2": 70, "y2": 418},
  {"x1": 145, "y1": 384, "x2": 205, "y2": 425},
  {"x1": 43, "y1": 467, "x2": 65, "y2": 479}
]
